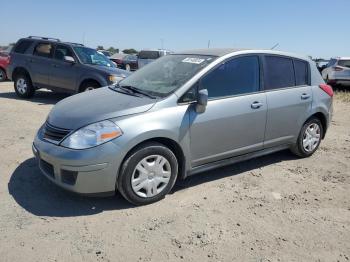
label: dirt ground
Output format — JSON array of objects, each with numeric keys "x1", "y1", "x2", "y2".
[{"x1": 0, "y1": 81, "x2": 349, "y2": 262}]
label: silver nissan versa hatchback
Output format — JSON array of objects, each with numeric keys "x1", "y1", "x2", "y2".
[{"x1": 32, "y1": 49, "x2": 333, "y2": 205}]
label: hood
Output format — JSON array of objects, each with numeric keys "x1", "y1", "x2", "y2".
[
  {"x1": 84, "y1": 64, "x2": 131, "y2": 77},
  {"x1": 47, "y1": 87, "x2": 156, "y2": 130}
]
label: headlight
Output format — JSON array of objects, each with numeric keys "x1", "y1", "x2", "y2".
[
  {"x1": 61, "y1": 120, "x2": 122, "y2": 149},
  {"x1": 108, "y1": 74, "x2": 124, "y2": 83}
]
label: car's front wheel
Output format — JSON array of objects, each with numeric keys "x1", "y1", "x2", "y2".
[
  {"x1": 118, "y1": 142, "x2": 178, "y2": 205},
  {"x1": 14, "y1": 73, "x2": 35, "y2": 98},
  {"x1": 290, "y1": 117, "x2": 323, "y2": 157},
  {"x1": 125, "y1": 64, "x2": 131, "y2": 71}
]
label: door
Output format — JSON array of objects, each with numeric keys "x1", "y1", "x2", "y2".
[
  {"x1": 263, "y1": 55, "x2": 312, "y2": 147},
  {"x1": 49, "y1": 44, "x2": 77, "y2": 91},
  {"x1": 30, "y1": 42, "x2": 54, "y2": 87},
  {"x1": 189, "y1": 55, "x2": 267, "y2": 167}
]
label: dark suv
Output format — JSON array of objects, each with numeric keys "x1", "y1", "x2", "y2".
[{"x1": 7, "y1": 36, "x2": 130, "y2": 98}]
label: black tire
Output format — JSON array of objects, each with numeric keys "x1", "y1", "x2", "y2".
[
  {"x1": 117, "y1": 142, "x2": 178, "y2": 205},
  {"x1": 14, "y1": 73, "x2": 35, "y2": 98},
  {"x1": 79, "y1": 81, "x2": 100, "y2": 92},
  {"x1": 290, "y1": 117, "x2": 323, "y2": 158},
  {"x1": 0, "y1": 68, "x2": 6, "y2": 82}
]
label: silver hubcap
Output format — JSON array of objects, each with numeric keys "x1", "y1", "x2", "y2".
[
  {"x1": 85, "y1": 86, "x2": 95, "y2": 91},
  {"x1": 125, "y1": 64, "x2": 130, "y2": 71},
  {"x1": 131, "y1": 155, "x2": 171, "y2": 198},
  {"x1": 302, "y1": 123, "x2": 321, "y2": 152},
  {"x1": 16, "y1": 78, "x2": 27, "y2": 94}
]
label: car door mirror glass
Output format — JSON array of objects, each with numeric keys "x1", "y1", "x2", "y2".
[{"x1": 64, "y1": 56, "x2": 75, "y2": 63}]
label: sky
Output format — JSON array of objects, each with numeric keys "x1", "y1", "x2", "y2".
[{"x1": 1, "y1": 0, "x2": 349, "y2": 59}]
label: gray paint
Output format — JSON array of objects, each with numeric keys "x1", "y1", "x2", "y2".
[{"x1": 33, "y1": 48, "x2": 332, "y2": 195}]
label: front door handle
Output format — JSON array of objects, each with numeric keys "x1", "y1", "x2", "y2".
[
  {"x1": 301, "y1": 93, "x2": 310, "y2": 100},
  {"x1": 251, "y1": 101, "x2": 263, "y2": 109}
]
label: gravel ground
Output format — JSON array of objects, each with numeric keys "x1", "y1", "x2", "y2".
[{"x1": 0, "y1": 81, "x2": 349, "y2": 262}]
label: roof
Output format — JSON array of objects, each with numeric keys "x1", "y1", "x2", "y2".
[{"x1": 175, "y1": 48, "x2": 246, "y2": 57}]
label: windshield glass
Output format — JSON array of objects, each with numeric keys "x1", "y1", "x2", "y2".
[
  {"x1": 74, "y1": 47, "x2": 115, "y2": 67},
  {"x1": 118, "y1": 54, "x2": 216, "y2": 97}
]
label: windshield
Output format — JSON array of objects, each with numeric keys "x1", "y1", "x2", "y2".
[
  {"x1": 73, "y1": 47, "x2": 115, "y2": 67},
  {"x1": 118, "y1": 54, "x2": 216, "y2": 97}
]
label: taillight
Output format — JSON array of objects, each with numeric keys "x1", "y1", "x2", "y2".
[
  {"x1": 319, "y1": 84, "x2": 334, "y2": 97},
  {"x1": 333, "y1": 66, "x2": 343, "y2": 71}
]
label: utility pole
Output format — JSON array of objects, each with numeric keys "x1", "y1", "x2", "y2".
[
  {"x1": 82, "y1": 32, "x2": 86, "y2": 45},
  {"x1": 207, "y1": 40, "x2": 211, "y2": 48}
]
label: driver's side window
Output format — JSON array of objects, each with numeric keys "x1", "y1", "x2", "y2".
[{"x1": 200, "y1": 56, "x2": 260, "y2": 99}]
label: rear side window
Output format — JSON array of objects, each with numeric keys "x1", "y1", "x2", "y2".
[
  {"x1": 139, "y1": 51, "x2": 160, "y2": 59},
  {"x1": 201, "y1": 56, "x2": 260, "y2": 98},
  {"x1": 338, "y1": 59, "x2": 350, "y2": 68},
  {"x1": 33, "y1": 43, "x2": 53, "y2": 58},
  {"x1": 294, "y1": 59, "x2": 309, "y2": 86},
  {"x1": 13, "y1": 40, "x2": 33, "y2": 54},
  {"x1": 264, "y1": 56, "x2": 294, "y2": 90}
]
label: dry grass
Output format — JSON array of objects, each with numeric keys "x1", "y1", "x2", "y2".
[{"x1": 334, "y1": 89, "x2": 350, "y2": 103}]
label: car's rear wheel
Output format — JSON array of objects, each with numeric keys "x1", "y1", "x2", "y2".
[
  {"x1": 117, "y1": 142, "x2": 178, "y2": 205},
  {"x1": 290, "y1": 117, "x2": 323, "y2": 157},
  {"x1": 125, "y1": 64, "x2": 131, "y2": 71},
  {"x1": 0, "y1": 68, "x2": 6, "y2": 82},
  {"x1": 14, "y1": 73, "x2": 35, "y2": 98}
]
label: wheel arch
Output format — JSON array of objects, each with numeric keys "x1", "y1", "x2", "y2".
[
  {"x1": 12, "y1": 66, "x2": 32, "y2": 81},
  {"x1": 118, "y1": 137, "x2": 187, "y2": 183},
  {"x1": 308, "y1": 112, "x2": 328, "y2": 139}
]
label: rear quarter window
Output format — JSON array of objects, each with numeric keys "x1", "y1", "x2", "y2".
[
  {"x1": 294, "y1": 59, "x2": 309, "y2": 86},
  {"x1": 264, "y1": 56, "x2": 295, "y2": 90},
  {"x1": 13, "y1": 40, "x2": 34, "y2": 54}
]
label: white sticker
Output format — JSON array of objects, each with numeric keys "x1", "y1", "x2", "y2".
[{"x1": 182, "y1": 57, "x2": 205, "y2": 64}]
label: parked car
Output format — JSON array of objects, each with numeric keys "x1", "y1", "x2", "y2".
[
  {"x1": 32, "y1": 48, "x2": 333, "y2": 205},
  {"x1": 137, "y1": 49, "x2": 171, "y2": 68},
  {"x1": 110, "y1": 53, "x2": 127, "y2": 65},
  {"x1": 0, "y1": 51, "x2": 10, "y2": 81},
  {"x1": 97, "y1": 50, "x2": 112, "y2": 58},
  {"x1": 7, "y1": 36, "x2": 130, "y2": 98},
  {"x1": 118, "y1": 54, "x2": 138, "y2": 71},
  {"x1": 321, "y1": 57, "x2": 350, "y2": 87}
]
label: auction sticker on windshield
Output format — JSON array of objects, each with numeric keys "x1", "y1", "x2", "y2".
[{"x1": 182, "y1": 57, "x2": 205, "y2": 64}]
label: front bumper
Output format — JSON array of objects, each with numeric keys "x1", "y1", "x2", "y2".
[{"x1": 32, "y1": 134, "x2": 124, "y2": 195}]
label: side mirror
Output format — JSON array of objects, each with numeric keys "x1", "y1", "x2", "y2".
[
  {"x1": 64, "y1": 56, "x2": 75, "y2": 63},
  {"x1": 195, "y1": 89, "x2": 208, "y2": 113}
]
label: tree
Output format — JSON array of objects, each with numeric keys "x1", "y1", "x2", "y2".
[
  {"x1": 96, "y1": 45, "x2": 104, "y2": 50},
  {"x1": 107, "y1": 47, "x2": 119, "y2": 54},
  {"x1": 122, "y1": 48, "x2": 138, "y2": 54}
]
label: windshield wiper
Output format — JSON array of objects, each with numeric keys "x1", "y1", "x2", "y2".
[
  {"x1": 109, "y1": 84, "x2": 141, "y2": 97},
  {"x1": 119, "y1": 85, "x2": 156, "y2": 99}
]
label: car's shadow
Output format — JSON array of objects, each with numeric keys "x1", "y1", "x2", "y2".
[
  {"x1": 8, "y1": 150, "x2": 296, "y2": 217},
  {"x1": 0, "y1": 90, "x2": 70, "y2": 105}
]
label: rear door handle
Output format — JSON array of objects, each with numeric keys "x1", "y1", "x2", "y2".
[
  {"x1": 251, "y1": 101, "x2": 263, "y2": 109},
  {"x1": 301, "y1": 93, "x2": 310, "y2": 100}
]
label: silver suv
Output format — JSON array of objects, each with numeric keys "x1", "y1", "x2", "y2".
[
  {"x1": 32, "y1": 49, "x2": 333, "y2": 205},
  {"x1": 322, "y1": 57, "x2": 350, "y2": 87}
]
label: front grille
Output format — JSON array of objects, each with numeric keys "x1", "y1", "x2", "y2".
[
  {"x1": 43, "y1": 122, "x2": 71, "y2": 143},
  {"x1": 40, "y1": 159, "x2": 54, "y2": 178},
  {"x1": 61, "y1": 170, "x2": 78, "y2": 185}
]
